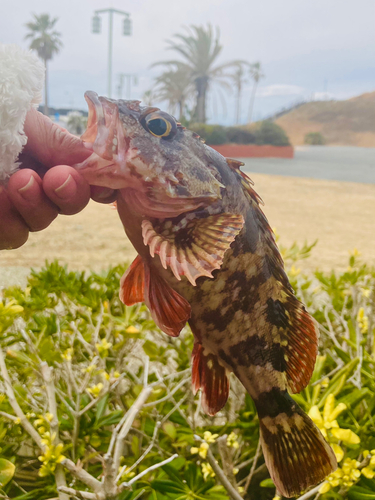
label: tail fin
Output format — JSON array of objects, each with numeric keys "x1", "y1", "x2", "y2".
[{"x1": 255, "y1": 389, "x2": 337, "y2": 498}]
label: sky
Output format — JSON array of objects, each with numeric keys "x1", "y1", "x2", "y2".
[{"x1": 2, "y1": 0, "x2": 375, "y2": 125}]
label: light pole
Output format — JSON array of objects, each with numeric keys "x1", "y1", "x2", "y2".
[{"x1": 92, "y1": 8, "x2": 132, "y2": 98}]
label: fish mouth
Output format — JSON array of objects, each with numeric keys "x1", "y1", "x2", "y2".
[{"x1": 81, "y1": 91, "x2": 127, "y2": 161}]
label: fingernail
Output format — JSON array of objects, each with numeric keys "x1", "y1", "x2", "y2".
[
  {"x1": 18, "y1": 175, "x2": 35, "y2": 200},
  {"x1": 54, "y1": 174, "x2": 76, "y2": 199}
]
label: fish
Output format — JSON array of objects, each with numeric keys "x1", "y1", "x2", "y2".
[{"x1": 76, "y1": 91, "x2": 337, "y2": 498}]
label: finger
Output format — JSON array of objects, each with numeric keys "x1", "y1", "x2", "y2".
[
  {"x1": 23, "y1": 108, "x2": 90, "y2": 167},
  {"x1": 0, "y1": 186, "x2": 29, "y2": 250},
  {"x1": 43, "y1": 165, "x2": 91, "y2": 215},
  {"x1": 90, "y1": 185, "x2": 117, "y2": 204},
  {"x1": 7, "y1": 169, "x2": 58, "y2": 232}
]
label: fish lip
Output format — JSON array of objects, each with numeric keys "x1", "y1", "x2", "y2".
[{"x1": 81, "y1": 91, "x2": 124, "y2": 162}]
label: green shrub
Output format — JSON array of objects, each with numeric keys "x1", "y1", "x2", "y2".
[
  {"x1": 226, "y1": 127, "x2": 256, "y2": 144},
  {"x1": 189, "y1": 123, "x2": 228, "y2": 145},
  {"x1": 305, "y1": 131, "x2": 326, "y2": 145},
  {"x1": 0, "y1": 245, "x2": 374, "y2": 500},
  {"x1": 253, "y1": 120, "x2": 291, "y2": 146}
]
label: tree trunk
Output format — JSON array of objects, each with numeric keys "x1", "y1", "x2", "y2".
[
  {"x1": 195, "y1": 78, "x2": 208, "y2": 123},
  {"x1": 248, "y1": 80, "x2": 258, "y2": 123},
  {"x1": 44, "y1": 59, "x2": 49, "y2": 116},
  {"x1": 236, "y1": 81, "x2": 242, "y2": 124}
]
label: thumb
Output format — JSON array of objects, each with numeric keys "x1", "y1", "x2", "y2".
[{"x1": 23, "y1": 108, "x2": 90, "y2": 168}]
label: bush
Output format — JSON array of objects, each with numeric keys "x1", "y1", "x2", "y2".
[
  {"x1": 305, "y1": 131, "x2": 326, "y2": 145},
  {"x1": 189, "y1": 123, "x2": 228, "y2": 145},
  {"x1": 226, "y1": 126, "x2": 256, "y2": 144},
  {"x1": 253, "y1": 120, "x2": 291, "y2": 146},
  {"x1": 0, "y1": 245, "x2": 374, "y2": 500}
]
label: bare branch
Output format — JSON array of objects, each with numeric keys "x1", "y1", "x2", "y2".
[
  {"x1": 0, "y1": 348, "x2": 44, "y2": 449},
  {"x1": 61, "y1": 459, "x2": 102, "y2": 493},
  {"x1": 119, "y1": 454, "x2": 178, "y2": 490},
  {"x1": 57, "y1": 486, "x2": 99, "y2": 500},
  {"x1": 112, "y1": 386, "x2": 152, "y2": 473},
  {"x1": 206, "y1": 447, "x2": 243, "y2": 500},
  {"x1": 244, "y1": 438, "x2": 261, "y2": 492}
]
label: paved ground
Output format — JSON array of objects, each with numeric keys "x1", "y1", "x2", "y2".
[{"x1": 240, "y1": 146, "x2": 375, "y2": 184}]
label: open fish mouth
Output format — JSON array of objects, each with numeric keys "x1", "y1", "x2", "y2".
[{"x1": 81, "y1": 91, "x2": 128, "y2": 162}]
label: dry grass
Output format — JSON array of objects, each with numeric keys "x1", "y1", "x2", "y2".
[
  {"x1": 0, "y1": 174, "x2": 374, "y2": 288},
  {"x1": 276, "y1": 91, "x2": 375, "y2": 147}
]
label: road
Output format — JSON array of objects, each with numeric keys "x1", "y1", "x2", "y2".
[{"x1": 240, "y1": 146, "x2": 375, "y2": 184}]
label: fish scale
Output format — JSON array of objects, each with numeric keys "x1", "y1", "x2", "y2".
[{"x1": 75, "y1": 90, "x2": 337, "y2": 498}]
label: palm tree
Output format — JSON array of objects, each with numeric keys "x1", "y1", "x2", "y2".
[
  {"x1": 248, "y1": 62, "x2": 265, "y2": 123},
  {"x1": 231, "y1": 63, "x2": 250, "y2": 124},
  {"x1": 153, "y1": 25, "x2": 241, "y2": 123},
  {"x1": 154, "y1": 67, "x2": 194, "y2": 121},
  {"x1": 25, "y1": 13, "x2": 63, "y2": 116}
]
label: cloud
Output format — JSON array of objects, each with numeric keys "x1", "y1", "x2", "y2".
[{"x1": 257, "y1": 84, "x2": 305, "y2": 97}]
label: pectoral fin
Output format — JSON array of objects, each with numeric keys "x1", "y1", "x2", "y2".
[
  {"x1": 120, "y1": 255, "x2": 145, "y2": 306},
  {"x1": 142, "y1": 213, "x2": 244, "y2": 285}
]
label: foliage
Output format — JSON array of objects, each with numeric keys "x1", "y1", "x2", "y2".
[
  {"x1": 305, "y1": 132, "x2": 326, "y2": 145},
  {"x1": 24, "y1": 13, "x2": 63, "y2": 115},
  {"x1": 253, "y1": 120, "x2": 291, "y2": 146},
  {"x1": 66, "y1": 111, "x2": 87, "y2": 136},
  {"x1": 0, "y1": 243, "x2": 374, "y2": 499},
  {"x1": 152, "y1": 66, "x2": 194, "y2": 121},
  {"x1": 189, "y1": 122, "x2": 288, "y2": 146},
  {"x1": 152, "y1": 24, "x2": 243, "y2": 123}
]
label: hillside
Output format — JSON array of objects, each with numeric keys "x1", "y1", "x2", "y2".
[{"x1": 275, "y1": 91, "x2": 375, "y2": 147}]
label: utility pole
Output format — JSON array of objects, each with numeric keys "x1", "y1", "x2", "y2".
[{"x1": 92, "y1": 8, "x2": 132, "y2": 98}]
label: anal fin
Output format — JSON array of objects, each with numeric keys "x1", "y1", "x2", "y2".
[
  {"x1": 120, "y1": 255, "x2": 145, "y2": 305},
  {"x1": 192, "y1": 343, "x2": 230, "y2": 416}
]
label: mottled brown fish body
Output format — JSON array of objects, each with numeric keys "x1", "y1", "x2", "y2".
[{"x1": 78, "y1": 92, "x2": 337, "y2": 498}]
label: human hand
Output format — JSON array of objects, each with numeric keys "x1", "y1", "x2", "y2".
[{"x1": 0, "y1": 108, "x2": 116, "y2": 250}]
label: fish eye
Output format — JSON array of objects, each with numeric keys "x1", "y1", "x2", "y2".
[{"x1": 141, "y1": 111, "x2": 177, "y2": 140}]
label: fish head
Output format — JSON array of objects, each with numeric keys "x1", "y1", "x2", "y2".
[{"x1": 77, "y1": 91, "x2": 223, "y2": 217}]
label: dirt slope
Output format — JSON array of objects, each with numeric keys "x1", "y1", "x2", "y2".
[{"x1": 275, "y1": 91, "x2": 375, "y2": 147}]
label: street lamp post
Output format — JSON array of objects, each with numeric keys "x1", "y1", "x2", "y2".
[{"x1": 92, "y1": 8, "x2": 132, "y2": 98}]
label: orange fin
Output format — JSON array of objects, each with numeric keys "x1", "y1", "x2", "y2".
[
  {"x1": 142, "y1": 213, "x2": 244, "y2": 286},
  {"x1": 119, "y1": 255, "x2": 145, "y2": 306},
  {"x1": 192, "y1": 343, "x2": 230, "y2": 416},
  {"x1": 281, "y1": 295, "x2": 319, "y2": 393},
  {"x1": 144, "y1": 263, "x2": 191, "y2": 337}
]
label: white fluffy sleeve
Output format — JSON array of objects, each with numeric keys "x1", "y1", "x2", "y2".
[{"x1": 0, "y1": 44, "x2": 45, "y2": 183}]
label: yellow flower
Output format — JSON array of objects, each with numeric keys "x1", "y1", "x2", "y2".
[
  {"x1": 361, "y1": 450, "x2": 375, "y2": 479},
  {"x1": 350, "y1": 248, "x2": 361, "y2": 257},
  {"x1": 96, "y1": 338, "x2": 112, "y2": 356},
  {"x1": 272, "y1": 496, "x2": 281, "y2": 500},
  {"x1": 227, "y1": 432, "x2": 240, "y2": 449},
  {"x1": 126, "y1": 325, "x2": 139, "y2": 334},
  {"x1": 309, "y1": 394, "x2": 360, "y2": 445},
  {"x1": 357, "y1": 307, "x2": 369, "y2": 334},
  {"x1": 14, "y1": 417, "x2": 21, "y2": 425},
  {"x1": 62, "y1": 348, "x2": 73, "y2": 361},
  {"x1": 361, "y1": 288, "x2": 371, "y2": 298},
  {"x1": 203, "y1": 431, "x2": 219, "y2": 444},
  {"x1": 87, "y1": 383, "x2": 104, "y2": 398},
  {"x1": 113, "y1": 371, "x2": 121, "y2": 378},
  {"x1": 331, "y1": 444, "x2": 344, "y2": 462},
  {"x1": 201, "y1": 463, "x2": 215, "y2": 480},
  {"x1": 233, "y1": 468, "x2": 239, "y2": 475},
  {"x1": 331, "y1": 428, "x2": 360, "y2": 445},
  {"x1": 45, "y1": 413, "x2": 54, "y2": 422},
  {"x1": 191, "y1": 442, "x2": 209, "y2": 459},
  {"x1": 319, "y1": 469, "x2": 343, "y2": 493}
]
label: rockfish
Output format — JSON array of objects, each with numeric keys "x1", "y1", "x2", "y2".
[{"x1": 76, "y1": 91, "x2": 336, "y2": 497}]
